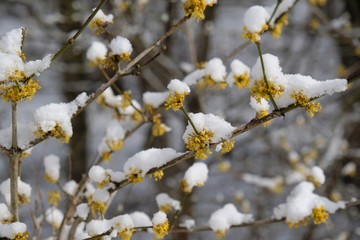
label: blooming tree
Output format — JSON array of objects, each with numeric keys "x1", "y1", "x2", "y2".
[{"x1": 0, "y1": 0, "x2": 359, "y2": 239}]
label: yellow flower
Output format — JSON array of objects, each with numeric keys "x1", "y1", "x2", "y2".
[
  {"x1": 220, "y1": 140, "x2": 235, "y2": 154},
  {"x1": 13, "y1": 232, "x2": 30, "y2": 240},
  {"x1": 97, "y1": 174, "x2": 111, "y2": 189},
  {"x1": 127, "y1": 169, "x2": 144, "y2": 183},
  {"x1": 164, "y1": 92, "x2": 188, "y2": 111},
  {"x1": 47, "y1": 191, "x2": 61, "y2": 206},
  {"x1": 180, "y1": 178, "x2": 204, "y2": 193},
  {"x1": 198, "y1": 75, "x2": 227, "y2": 90},
  {"x1": 311, "y1": 206, "x2": 329, "y2": 224},
  {"x1": 242, "y1": 24, "x2": 268, "y2": 43},
  {"x1": 106, "y1": 139, "x2": 123, "y2": 152},
  {"x1": 118, "y1": 228, "x2": 135, "y2": 240},
  {"x1": 256, "y1": 109, "x2": 271, "y2": 127},
  {"x1": 233, "y1": 73, "x2": 250, "y2": 89},
  {"x1": 271, "y1": 14, "x2": 289, "y2": 39},
  {"x1": 159, "y1": 204, "x2": 173, "y2": 214},
  {"x1": 35, "y1": 124, "x2": 70, "y2": 143},
  {"x1": 250, "y1": 79, "x2": 284, "y2": 101},
  {"x1": 153, "y1": 220, "x2": 169, "y2": 239},
  {"x1": 131, "y1": 110, "x2": 143, "y2": 123},
  {"x1": 90, "y1": 201, "x2": 107, "y2": 214},
  {"x1": 18, "y1": 194, "x2": 30, "y2": 205},
  {"x1": 287, "y1": 218, "x2": 310, "y2": 228},
  {"x1": 0, "y1": 79, "x2": 41, "y2": 103},
  {"x1": 151, "y1": 170, "x2": 164, "y2": 181},
  {"x1": 44, "y1": 173, "x2": 58, "y2": 184},
  {"x1": 214, "y1": 229, "x2": 228, "y2": 239},
  {"x1": 310, "y1": 18, "x2": 320, "y2": 30},
  {"x1": 291, "y1": 91, "x2": 321, "y2": 117},
  {"x1": 101, "y1": 151, "x2": 111, "y2": 161},
  {"x1": 182, "y1": 0, "x2": 207, "y2": 20},
  {"x1": 185, "y1": 130, "x2": 214, "y2": 160},
  {"x1": 152, "y1": 114, "x2": 168, "y2": 137},
  {"x1": 217, "y1": 161, "x2": 231, "y2": 173}
]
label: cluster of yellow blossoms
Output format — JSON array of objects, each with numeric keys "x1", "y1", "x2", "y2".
[
  {"x1": 271, "y1": 14, "x2": 289, "y2": 39},
  {"x1": 291, "y1": 91, "x2": 321, "y2": 117},
  {"x1": 250, "y1": 79, "x2": 285, "y2": 102},
  {"x1": 164, "y1": 91, "x2": 189, "y2": 111},
  {"x1": 185, "y1": 130, "x2": 214, "y2": 160},
  {"x1": 287, "y1": 206, "x2": 329, "y2": 228},
  {"x1": 153, "y1": 219, "x2": 169, "y2": 239},
  {"x1": 35, "y1": 124, "x2": 70, "y2": 143},
  {"x1": 242, "y1": 24, "x2": 269, "y2": 43}
]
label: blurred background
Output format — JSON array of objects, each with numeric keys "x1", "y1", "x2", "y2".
[{"x1": 0, "y1": 0, "x2": 359, "y2": 239}]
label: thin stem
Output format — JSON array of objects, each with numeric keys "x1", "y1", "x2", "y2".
[
  {"x1": 51, "y1": 0, "x2": 108, "y2": 62},
  {"x1": 181, "y1": 107, "x2": 199, "y2": 135},
  {"x1": 268, "y1": 0, "x2": 283, "y2": 25},
  {"x1": 10, "y1": 102, "x2": 20, "y2": 222},
  {"x1": 256, "y1": 43, "x2": 280, "y2": 111}
]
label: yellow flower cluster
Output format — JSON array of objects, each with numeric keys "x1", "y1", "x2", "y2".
[
  {"x1": 118, "y1": 228, "x2": 135, "y2": 240},
  {"x1": 47, "y1": 190, "x2": 61, "y2": 206},
  {"x1": 153, "y1": 220, "x2": 169, "y2": 239},
  {"x1": 311, "y1": 206, "x2": 329, "y2": 224},
  {"x1": 0, "y1": 79, "x2": 41, "y2": 103},
  {"x1": 287, "y1": 205, "x2": 329, "y2": 228},
  {"x1": 242, "y1": 24, "x2": 268, "y2": 43},
  {"x1": 220, "y1": 140, "x2": 235, "y2": 154},
  {"x1": 44, "y1": 173, "x2": 58, "y2": 184},
  {"x1": 291, "y1": 91, "x2": 321, "y2": 117},
  {"x1": 97, "y1": 174, "x2": 111, "y2": 189},
  {"x1": 271, "y1": 14, "x2": 289, "y2": 39},
  {"x1": 89, "y1": 17, "x2": 113, "y2": 35},
  {"x1": 214, "y1": 229, "x2": 228, "y2": 239},
  {"x1": 233, "y1": 73, "x2": 250, "y2": 89},
  {"x1": 151, "y1": 170, "x2": 164, "y2": 181},
  {"x1": 127, "y1": 169, "x2": 144, "y2": 183},
  {"x1": 165, "y1": 92, "x2": 188, "y2": 111},
  {"x1": 181, "y1": 178, "x2": 204, "y2": 193},
  {"x1": 159, "y1": 204, "x2": 174, "y2": 214},
  {"x1": 152, "y1": 114, "x2": 168, "y2": 137},
  {"x1": 256, "y1": 109, "x2": 271, "y2": 127},
  {"x1": 35, "y1": 124, "x2": 70, "y2": 143},
  {"x1": 197, "y1": 75, "x2": 227, "y2": 90},
  {"x1": 185, "y1": 130, "x2": 214, "y2": 160},
  {"x1": 120, "y1": 91, "x2": 132, "y2": 109},
  {"x1": 250, "y1": 79, "x2": 284, "y2": 101},
  {"x1": 18, "y1": 194, "x2": 30, "y2": 205},
  {"x1": 13, "y1": 232, "x2": 30, "y2": 240},
  {"x1": 90, "y1": 201, "x2": 107, "y2": 214},
  {"x1": 308, "y1": 0, "x2": 327, "y2": 6},
  {"x1": 182, "y1": 0, "x2": 207, "y2": 20}
]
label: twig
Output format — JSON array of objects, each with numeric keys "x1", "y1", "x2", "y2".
[
  {"x1": 256, "y1": 43, "x2": 280, "y2": 111},
  {"x1": 268, "y1": 0, "x2": 283, "y2": 25},
  {"x1": 51, "y1": 0, "x2": 109, "y2": 62},
  {"x1": 181, "y1": 107, "x2": 199, "y2": 135}
]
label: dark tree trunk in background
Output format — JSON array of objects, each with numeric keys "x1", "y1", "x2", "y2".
[{"x1": 58, "y1": 0, "x2": 88, "y2": 181}]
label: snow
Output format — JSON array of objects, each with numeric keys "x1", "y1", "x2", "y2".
[
  {"x1": 44, "y1": 154, "x2": 60, "y2": 182},
  {"x1": 143, "y1": 91, "x2": 169, "y2": 108},
  {"x1": 341, "y1": 162, "x2": 356, "y2": 176},
  {"x1": 0, "y1": 203, "x2": 11, "y2": 222},
  {"x1": 226, "y1": 59, "x2": 250, "y2": 86},
  {"x1": 89, "y1": 165, "x2": 107, "y2": 183},
  {"x1": 92, "y1": 189, "x2": 110, "y2": 203},
  {"x1": 92, "y1": 9, "x2": 113, "y2": 24},
  {"x1": 0, "y1": 178, "x2": 31, "y2": 205},
  {"x1": 0, "y1": 28, "x2": 23, "y2": 55},
  {"x1": 86, "y1": 41, "x2": 108, "y2": 62},
  {"x1": 152, "y1": 211, "x2": 167, "y2": 225},
  {"x1": 310, "y1": 166, "x2": 325, "y2": 186},
  {"x1": 251, "y1": 54, "x2": 283, "y2": 83},
  {"x1": 0, "y1": 52, "x2": 24, "y2": 81},
  {"x1": 209, "y1": 204, "x2": 253, "y2": 234},
  {"x1": 109, "y1": 36, "x2": 133, "y2": 56},
  {"x1": 111, "y1": 214, "x2": 134, "y2": 231},
  {"x1": 266, "y1": 0, "x2": 297, "y2": 27},
  {"x1": 179, "y1": 219, "x2": 195, "y2": 230},
  {"x1": 183, "y1": 113, "x2": 235, "y2": 143},
  {"x1": 0, "y1": 222, "x2": 27, "y2": 239},
  {"x1": 242, "y1": 173, "x2": 283, "y2": 192},
  {"x1": 24, "y1": 54, "x2": 52, "y2": 77},
  {"x1": 204, "y1": 58, "x2": 227, "y2": 82},
  {"x1": 63, "y1": 180, "x2": 78, "y2": 196},
  {"x1": 249, "y1": 97, "x2": 270, "y2": 112},
  {"x1": 182, "y1": 162, "x2": 209, "y2": 192},
  {"x1": 273, "y1": 181, "x2": 346, "y2": 223},
  {"x1": 167, "y1": 79, "x2": 190, "y2": 94},
  {"x1": 86, "y1": 219, "x2": 111, "y2": 236},
  {"x1": 0, "y1": 123, "x2": 35, "y2": 150},
  {"x1": 107, "y1": 169, "x2": 126, "y2": 183},
  {"x1": 123, "y1": 148, "x2": 183, "y2": 179},
  {"x1": 183, "y1": 69, "x2": 205, "y2": 86},
  {"x1": 33, "y1": 92, "x2": 89, "y2": 138},
  {"x1": 129, "y1": 211, "x2": 152, "y2": 228},
  {"x1": 156, "y1": 193, "x2": 181, "y2": 211},
  {"x1": 45, "y1": 207, "x2": 64, "y2": 228},
  {"x1": 76, "y1": 203, "x2": 89, "y2": 220},
  {"x1": 243, "y1": 6, "x2": 269, "y2": 32}
]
